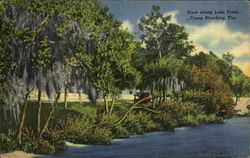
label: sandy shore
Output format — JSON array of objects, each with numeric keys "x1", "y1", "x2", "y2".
[
  {"x1": 235, "y1": 98, "x2": 250, "y2": 114},
  {"x1": 0, "y1": 151, "x2": 39, "y2": 158},
  {"x1": 0, "y1": 142, "x2": 86, "y2": 158}
]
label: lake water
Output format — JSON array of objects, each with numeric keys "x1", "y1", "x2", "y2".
[{"x1": 43, "y1": 117, "x2": 250, "y2": 158}]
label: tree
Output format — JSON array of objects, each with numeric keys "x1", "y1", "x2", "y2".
[
  {"x1": 87, "y1": 22, "x2": 141, "y2": 115},
  {"x1": 185, "y1": 51, "x2": 235, "y2": 84},
  {"x1": 138, "y1": 5, "x2": 194, "y2": 60},
  {"x1": 230, "y1": 67, "x2": 250, "y2": 106},
  {"x1": 180, "y1": 64, "x2": 234, "y2": 117},
  {"x1": 134, "y1": 5, "x2": 194, "y2": 104},
  {"x1": 1, "y1": 0, "x2": 114, "y2": 142}
]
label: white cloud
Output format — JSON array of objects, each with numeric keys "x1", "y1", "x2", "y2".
[
  {"x1": 185, "y1": 21, "x2": 249, "y2": 56},
  {"x1": 121, "y1": 20, "x2": 134, "y2": 33},
  {"x1": 184, "y1": 21, "x2": 249, "y2": 76},
  {"x1": 163, "y1": 10, "x2": 179, "y2": 24},
  {"x1": 231, "y1": 41, "x2": 250, "y2": 57}
]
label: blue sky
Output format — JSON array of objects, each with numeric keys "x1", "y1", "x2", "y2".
[{"x1": 100, "y1": 0, "x2": 250, "y2": 76}]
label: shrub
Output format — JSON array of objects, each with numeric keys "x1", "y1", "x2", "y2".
[
  {"x1": 153, "y1": 112, "x2": 177, "y2": 130},
  {"x1": 96, "y1": 114, "x2": 118, "y2": 127},
  {"x1": 56, "y1": 115, "x2": 112, "y2": 145},
  {"x1": 37, "y1": 140, "x2": 55, "y2": 154},
  {"x1": 42, "y1": 131, "x2": 67, "y2": 153},
  {"x1": 0, "y1": 129, "x2": 17, "y2": 153},
  {"x1": 180, "y1": 65, "x2": 234, "y2": 118},
  {"x1": 122, "y1": 114, "x2": 145, "y2": 135},
  {"x1": 19, "y1": 136, "x2": 38, "y2": 154},
  {"x1": 86, "y1": 127, "x2": 112, "y2": 145},
  {"x1": 121, "y1": 111, "x2": 161, "y2": 135},
  {"x1": 157, "y1": 101, "x2": 203, "y2": 126},
  {"x1": 197, "y1": 113, "x2": 223, "y2": 124},
  {"x1": 181, "y1": 115, "x2": 199, "y2": 126},
  {"x1": 111, "y1": 125, "x2": 130, "y2": 139},
  {"x1": 135, "y1": 112, "x2": 161, "y2": 132}
]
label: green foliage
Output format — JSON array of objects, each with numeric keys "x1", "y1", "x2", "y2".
[
  {"x1": 180, "y1": 65, "x2": 234, "y2": 117},
  {"x1": 135, "y1": 5, "x2": 193, "y2": 98},
  {"x1": 87, "y1": 127, "x2": 112, "y2": 145},
  {"x1": 138, "y1": 54, "x2": 183, "y2": 90},
  {"x1": 122, "y1": 112, "x2": 161, "y2": 135},
  {"x1": 185, "y1": 51, "x2": 234, "y2": 84},
  {"x1": 56, "y1": 116, "x2": 112, "y2": 145},
  {"x1": 111, "y1": 125, "x2": 130, "y2": 139},
  {"x1": 37, "y1": 140, "x2": 55, "y2": 154},
  {"x1": 230, "y1": 67, "x2": 250, "y2": 102},
  {"x1": 31, "y1": 37, "x2": 52, "y2": 70},
  {"x1": 67, "y1": 103, "x2": 97, "y2": 118},
  {"x1": 122, "y1": 114, "x2": 145, "y2": 135},
  {"x1": 196, "y1": 113, "x2": 223, "y2": 124},
  {"x1": 88, "y1": 27, "x2": 141, "y2": 99},
  {"x1": 138, "y1": 6, "x2": 194, "y2": 59},
  {"x1": 42, "y1": 131, "x2": 67, "y2": 153},
  {"x1": 156, "y1": 101, "x2": 202, "y2": 127},
  {"x1": 0, "y1": 129, "x2": 18, "y2": 153}
]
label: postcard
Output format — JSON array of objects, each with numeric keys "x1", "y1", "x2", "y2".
[{"x1": 0, "y1": 0, "x2": 249, "y2": 158}]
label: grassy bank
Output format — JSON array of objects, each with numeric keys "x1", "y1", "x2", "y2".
[{"x1": 0, "y1": 100, "x2": 224, "y2": 155}]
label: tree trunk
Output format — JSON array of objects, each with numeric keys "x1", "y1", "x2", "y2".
[
  {"x1": 162, "y1": 81, "x2": 166, "y2": 102},
  {"x1": 156, "y1": 40, "x2": 162, "y2": 60},
  {"x1": 104, "y1": 96, "x2": 109, "y2": 114},
  {"x1": 55, "y1": 92, "x2": 61, "y2": 108},
  {"x1": 64, "y1": 87, "x2": 68, "y2": 109},
  {"x1": 40, "y1": 105, "x2": 54, "y2": 137},
  {"x1": 234, "y1": 95, "x2": 240, "y2": 106},
  {"x1": 109, "y1": 96, "x2": 115, "y2": 115},
  {"x1": 116, "y1": 96, "x2": 151, "y2": 125},
  {"x1": 17, "y1": 88, "x2": 34, "y2": 143},
  {"x1": 37, "y1": 88, "x2": 42, "y2": 136}
]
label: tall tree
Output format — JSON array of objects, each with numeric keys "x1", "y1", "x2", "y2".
[
  {"x1": 87, "y1": 21, "x2": 141, "y2": 115},
  {"x1": 135, "y1": 5, "x2": 194, "y2": 104}
]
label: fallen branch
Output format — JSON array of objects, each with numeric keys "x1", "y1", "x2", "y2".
[{"x1": 115, "y1": 96, "x2": 152, "y2": 125}]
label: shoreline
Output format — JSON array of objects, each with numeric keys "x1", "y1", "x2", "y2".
[
  {"x1": 0, "y1": 151, "x2": 39, "y2": 158},
  {"x1": 1, "y1": 116, "x2": 249, "y2": 158}
]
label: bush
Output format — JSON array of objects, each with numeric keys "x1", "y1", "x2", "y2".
[
  {"x1": 121, "y1": 111, "x2": 161, "y2": 135},
  {"x1": 42, "y1": 131, "x2": 67, "y2": 153},
  {"x1": 37, "y1": 140, "x2": 55, "y2": 154},
  {"x1": 153, "y1": 112, "x2": 177, "y2": 130},
  {"x1": 197, "y1": 113, "x2": 223, "y2": 124},
  {"x1": 0, "y1": 129, "x2": 17, "y2": 153},
  {"x1": 180, "y1": 65, "x2": 234, "y2": 118},
  {"x1": 157, "y1": 101, "x2": 203, "y2": 126},
  {"x1": 96, "y1": 114, "x2": 118, "y2": 127},
  {"x1": 122, "y1": 114, "x2": 145, "y2": 135},
  {"x1": 56, "y1": 115, "x2": 112, "y2": 145},
  {"x1": 86, "y1": 127, "x2": 112, "y2": 145},
  {"x1": 135, "y1": 112, "x2": 161, "y2": 132},
  {"x1": 111, "y1": 125, "x2": 130, "y2": 139},
  {"x1": 19, "y1": 136, "x2": 56, "y2": 155}
]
